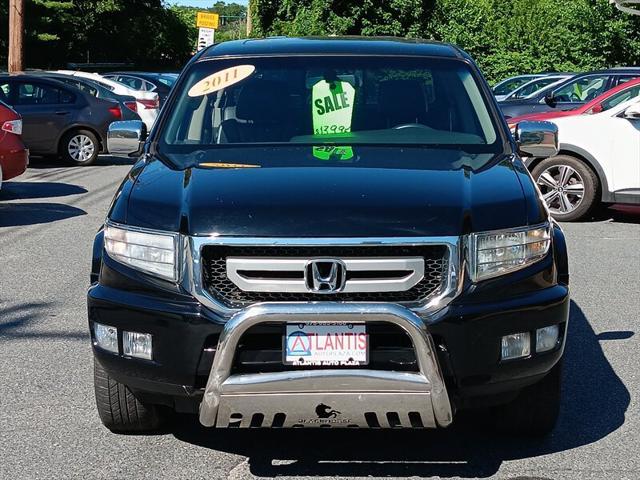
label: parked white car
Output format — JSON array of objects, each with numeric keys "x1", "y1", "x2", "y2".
[
  {"x1": 52, "y1": 71, "x2": 159, "y2": 131},
  {"x1": 528, "y1": 97, "x2": 640, "y2": 221}
]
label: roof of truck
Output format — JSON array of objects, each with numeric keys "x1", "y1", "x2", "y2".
[{"x1": 199, "y1": 36, "x2": 464, "y2": 59}]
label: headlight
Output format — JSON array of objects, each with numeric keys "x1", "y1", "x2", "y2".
[
  {"x1": 467, "y1": 224, "x2": 550, "y2": 282},
  {"x1": 104, "y1": 223, "x2": 179, "y2": 282}
]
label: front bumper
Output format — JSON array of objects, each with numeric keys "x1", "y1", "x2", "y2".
[
  {"x1": 88, "y1": 278, "x2": 569, "y2": 424},
  {"x1": 199, "y1": 303, "x2": 451, "y2": 428}
]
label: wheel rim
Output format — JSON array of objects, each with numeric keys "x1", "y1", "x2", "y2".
[
  {"x1": 536, "y1": 165, "x2": 585, "y2": 215},
  {"x1": 67, "y1": 134, "x2": 95, "y2": 163}
]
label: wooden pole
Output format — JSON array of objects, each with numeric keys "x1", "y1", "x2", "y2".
[
  {"x1": 8, "y1": 0, "x2": 25, "y2": 72},
  {"x1": 246, "y1": 0, "x2": 252, "y2": 37}
]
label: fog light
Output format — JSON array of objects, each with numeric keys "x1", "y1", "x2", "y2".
[
  {"x1": 123, "y1": 331, "x2": 153, "y2": 360},
  {"x1": 94, "y1": 323, "x2": 118, "y2": 354},
  {"x1": 501, "y1": 332, "x2": 531, "y2": 360},
  {"x1": 536, "y1": 325, "x2": 559, "y2": 353}
]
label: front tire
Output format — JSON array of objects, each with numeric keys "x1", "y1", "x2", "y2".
[
  {"x1": 531, "y1": 155, "x2": 599, "y2": 222},
  {"x1": 93, "y1": 359, "x2": 166, "y2": 433},
  {"x1": 493, "y1": 360, "x2": 562, "y2": 436},
  {"x1": 60, "y1": 129, "x2": 99, "y2": 166}
]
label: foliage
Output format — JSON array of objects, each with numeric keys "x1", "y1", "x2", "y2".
[
  {"x1": 251, "y1": 0, "x2": 640, "y2": 83},
  {"x1": 426, "y1": 0, "x2": 640, "y2": 82},
  {"x1": 1, "y1": 0, "x2": 638, "y2": 81},
  {"x1": 0, "y1": 0, "x2": 196, "y2": 69}
]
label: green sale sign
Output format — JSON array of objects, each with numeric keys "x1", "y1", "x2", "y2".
[{"x1": 312, "y1": 80, "x2": 356, "y2": 136}]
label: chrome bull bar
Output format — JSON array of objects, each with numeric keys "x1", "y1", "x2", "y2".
[{"x1": 199, "y1": 303, "x2": 453, "y2": 428}]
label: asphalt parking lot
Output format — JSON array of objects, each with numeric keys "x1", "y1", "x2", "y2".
[{"x1": 0, "y1": 157, "x2": 638, "y2": 480}]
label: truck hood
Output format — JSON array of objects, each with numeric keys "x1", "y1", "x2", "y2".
[{"x1": 120, "y1": 146, "x2": 542, "y2": 237}]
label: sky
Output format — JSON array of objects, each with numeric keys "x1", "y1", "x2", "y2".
[{"x1": 169, "y1": 0, "x2": 249, "y2": 6}]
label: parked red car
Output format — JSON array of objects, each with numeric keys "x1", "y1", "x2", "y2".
[
  {"x1": 507, "y1": 77, "x2": 640, "y2": 129},
  {"x1": 0, "y1": 100, "x2": 28, "y2": 189}
]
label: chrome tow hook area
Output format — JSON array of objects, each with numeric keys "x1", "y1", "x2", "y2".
[{"x1": 199, "y1": 303, "x2": 453, "y2": 428}]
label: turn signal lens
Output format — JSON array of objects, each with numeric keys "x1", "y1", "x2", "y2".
[
  {"x1": 104, "y1": 223, "x2": 179, "y2": 281},
  {"x1": 501, "y1": 332, "x2": 531, "y2": 360},
  {"x1": 123, "y1": 331, "x2": 153, "y2": 360},
  {"x1": 2, "y1": 119, "x2": 22, "y2": 135},
  {"x1": 94, "y1": 323, "x2": 118, "y2": 353},
  {"x1": 139, "y1": 98, "x2": 159, "y2": 109},
  {"x1": 468, "y1": 225, "x2": 551, "y2": 282},
  {"x1": 536, "y1": 325, "x2": 559, "y2": 353},
  {"x1": 123, "y1": 101, "x2": 138, "y2": 113}
]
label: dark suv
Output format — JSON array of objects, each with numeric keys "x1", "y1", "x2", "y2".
[{"x1": 89, "y1": 37, "x2": 569, "y2": 435}]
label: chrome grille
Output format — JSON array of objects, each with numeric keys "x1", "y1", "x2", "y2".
[{"x1": 201, "y1": 245, "x2": 448, "y2": 307}]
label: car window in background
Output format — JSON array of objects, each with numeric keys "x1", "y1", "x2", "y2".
[
  {"x1": 57, "y1": 78, "x2": 98, "y2": 97},
  {"x1": 142, "y1": 80, "x2": 157, "y2": 91},
  {"x1": 599, "y1": 85, "x2": 640, "y2": 111},
  {"x1": 116, "y1": 75, "x2": 144, "y2": 90},
  {"x1": 15, "y1": 82, "x2": 73, "y2": 105},
  {"x1": 553, "y1": 76, "x2": 609, "y2": 102},
  {"x1": 156, "y1": 75, "x2": 177, "y2": 87},
  {"x1": 510, "y1": 77, "x2": 564, "y2": 99},
  {"x1": 493, "y1": 77, "x2": 534, "y2": 96},
  {"x1": 162, "y1": 56, "x2": 500, "y2": 156},
  {"x1": 618, "y1": 75, "x2": 640, "y2": 85},
  {"x1": 59, "y1": 88, "x2": 76, "y2": 104},
  {"x1": 0, "y1": 82, "x2": 9, "y2": 102}
]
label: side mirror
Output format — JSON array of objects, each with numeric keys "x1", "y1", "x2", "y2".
[
  {"x1": 623, "y1": 103, "x2": 640, "y2": 120},
  {"x1": 107, "y1": 120, "x2": 146, "y2": 156},
  {"x1": 590, "y1": 103, "x2": 604, "y2": 114},
  {"x1": 514, "y1": 120, "x2": 559, "y2": 158},
  {"x1": 544, "y1": 94, "x2": 557, "y2": 108}
]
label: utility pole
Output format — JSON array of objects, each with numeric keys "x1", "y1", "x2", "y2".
[
  {"x1": 246, "y1": 0, "x2": 252, "y2": 37},
  {"x1": 8, "y1": 0, "x2": 25, "y2": 72}
]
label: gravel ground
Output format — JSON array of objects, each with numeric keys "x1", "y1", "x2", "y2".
[{"x1": 1, "y1": 157, "x2": 638, "y2": 480}]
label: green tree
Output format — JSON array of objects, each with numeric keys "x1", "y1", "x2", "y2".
[
  {"x1": 251, "y1": 0, "x2": 640, "y2": 83},
  {"x1": 1, "y1": 0, "x2": 193, "y2": 69}
]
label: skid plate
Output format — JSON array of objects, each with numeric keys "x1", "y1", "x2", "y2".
[{"x1": 216, "y1": 392, "x2": 436, "y2": 428}]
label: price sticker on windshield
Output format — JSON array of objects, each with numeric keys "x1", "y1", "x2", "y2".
[
  {"x1": 188, "y1": 65, "x2": 255, "y2": 97},
  {"x1": 312, "y1": 80, "x2": 355, "y2": 136}
]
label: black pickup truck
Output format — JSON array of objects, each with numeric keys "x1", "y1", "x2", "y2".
[{"x1": 89, "y1": 37, "x2": 569, "y2": 435}]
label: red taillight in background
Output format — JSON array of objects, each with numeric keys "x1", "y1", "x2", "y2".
[
  {"x1": 123, "y1": 101, "x2": 137, "y2": 113},
  {"x1": 108, "y1": 105, "x2": 122, "y2": 119},
  {"x1": 2, "y1": 119, "x2": 23, "y2": 135},
  {"x1": 138, "y1": 98, "x2": 159, "y2": 110}
]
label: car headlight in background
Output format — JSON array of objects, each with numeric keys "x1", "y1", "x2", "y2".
[
  {"x1": 467, "y1": 224, "x2": 551, "y2": 282},
  {"x1": 104, "y1": 223, "x2": 179, "y2": 281}
]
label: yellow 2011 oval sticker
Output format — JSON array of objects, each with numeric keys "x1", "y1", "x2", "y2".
[{"x1": 188, "y1": 65, "x2": 256, "y2": 97}]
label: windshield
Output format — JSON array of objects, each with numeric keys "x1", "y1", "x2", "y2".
[
  {"x1": 552, "y1": 75, "x2": 610, "y2": 103},
  {"x1": 508, "y1": 77, "x2": 565, "y2": 99},
  {"x1": 596, "y1": 84, "x2": 640, "y2": 111},
  {"x1": 160, "y1": 56, "x2": 500, "y2": 153},
  {"x1": 493, "y1": 76, "x2": 536, "y2": 95}
]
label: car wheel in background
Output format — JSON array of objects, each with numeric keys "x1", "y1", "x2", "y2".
[
  {"x1": 60, "y1": 129, "x2": 99, "y2": 166},
  {"x1": 531, "y1": 154, "x2": 599, "y2": 222}
]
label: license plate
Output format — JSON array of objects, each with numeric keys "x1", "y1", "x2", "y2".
[{"x1": 284, "y1": 322, "x2": 368, "y2": 366}]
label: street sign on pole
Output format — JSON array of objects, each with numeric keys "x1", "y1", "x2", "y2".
[
  {"x1": 197, "y1": 27, "x2": 215, "y2": 51},
  {"x1": 196, "y1": 11, "x2": 220, "y2": 29}
]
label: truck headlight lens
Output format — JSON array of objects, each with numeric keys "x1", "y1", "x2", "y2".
[
  {"x1": 104, "y1": 223, "x2": 179, "y2": 282},
  {"x1": 468, "y1": 224, "x2": 550, "y2": 282}
]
